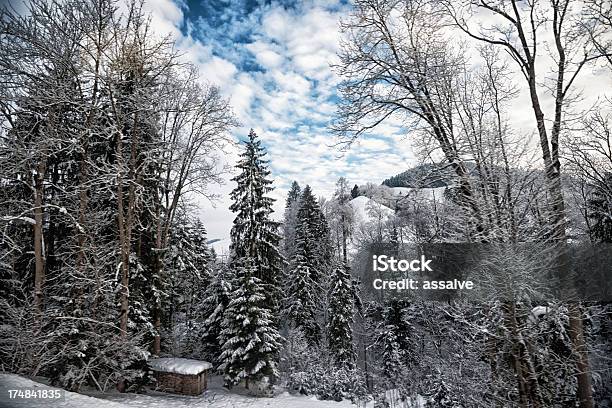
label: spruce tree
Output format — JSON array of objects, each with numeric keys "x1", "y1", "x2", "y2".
[
  {"x1": 229, "y1": 129, "x2": 283, "y2": 306},
  {"x1": 199, "y1": 263, "x2": 232, "y2": 364},
  {"x1": 380, "y1": 327, "x2": 404, "y2": 387},
  {"x1": 286, "y1": 235, "x2": 322, "y2": 345},
  {"x1": 285, "y1": 185, "x2": 333, "y2": 345},
  {"x1": 588, "y1": 173, "x2": 612, "y2": 242},
  {"x1": 378, "y1": 298, "x2": 415, "y2": 387},
  {"x1": 287, "y1": 181, "x2": 302, "y2": 207},
  {"x1": 166, "y1": 217, "x2": 212, "y2": 324},
  {"x1": 221, "y1": 129, "x2": 283, "y2": 389},
  {"x1": 384, "y1": 298, "x2": 416, "y2": 361},
  {"x1": 219, "y1": 258, "x2": 282, "y2": 389},
  {"x1": 327, "y1": 262, "x2": 357, "y2": 369},
  {"x1": 296, "y1": 185, "x2": 328, "y2": 283},
  {"x1": 282, "y1": 181, "x2": 302, "y2": 261}
]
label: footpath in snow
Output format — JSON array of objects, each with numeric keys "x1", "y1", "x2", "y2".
[{"x1": 0, "y1": 373, "x2": 359, "y2": 408}]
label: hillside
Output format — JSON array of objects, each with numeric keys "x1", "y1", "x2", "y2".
[
  {"x1": 382, "y1": 163, "x2": 455, "y2": 188},
  {"x1": 349, "y1": 195, "x2": 395, "y2": 223}
]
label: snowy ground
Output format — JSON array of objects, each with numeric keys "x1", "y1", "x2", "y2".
[{"x1": 0, "y1": 374, "x2": 360, "y2": 408}]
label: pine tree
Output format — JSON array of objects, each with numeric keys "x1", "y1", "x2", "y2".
[
  {"x1": 328, "y1": 262, "x2": 357, "y2": 369},
  {"x1": 286, "y1": 248, "x2": 322, "y2": 345},
  {"x1": 588, "y1": 173, "x2": 612, "y2": 243},
  {"x1": 199, "y1": 263, "x2": 233, "y2": 365},
  {"x1": 282, "y1": 181, "x2": 302, "y2": 262},
  {"x1": 351, "y1": 184, "x2": 360, "y2": 199},
  {"x1": 285, "y1": 185, "x2": 333, "y2": 345},
  {"x1": 221, "y1": 129, "x2": 283, "y2": 389},
  {"x1": 229, "y1": 129, "x2": 283, "y2": 307},
  {"x1": 219, "y1": 258, "x2": 282, "y2": 389},
  {"x1": 287, "y1": 181, "x2": 302, "y2": 207}
]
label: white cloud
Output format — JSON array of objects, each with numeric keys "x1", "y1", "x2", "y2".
[
  {"x1": 143, "y1": 0, "x2": 418, "y2": 238},
  {"x1": 260, "y1": 6, "x2": 341, "y2": 81},
  {"x1": 141, "y1": 0, "x2": 183, "y2": 39},
  {"x1": 198, "y1": 56, "x2": 239, "y2": 88},
  {"x1": 358, "y1": 138, "x2": 392, "y2": 151},
  {"x1": 245, "y1": 40, "x2": 284, "y2": 69}
]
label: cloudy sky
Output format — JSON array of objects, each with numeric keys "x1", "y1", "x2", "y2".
[
  {"x1": 137, "y1": 0, "x2": 418, "y2": 240},
  {"x1": 10, "y1": 0, "x2": 609, "y2": 240},
  {"x1": 137, "y1": 0, "x2": 612, "y2": 242}
]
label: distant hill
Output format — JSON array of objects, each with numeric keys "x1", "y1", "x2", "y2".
[{"x1": 382, "y1": 163, "x2": 455, "y2": 188}]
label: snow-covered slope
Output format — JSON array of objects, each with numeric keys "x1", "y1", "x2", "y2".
[
  {"x1": 390, "y1": 186, "x2": 447, "y2": 202},
  {"x1": 0, "y1": 374, "x2": 360, "y2": 408},
  {"x1": 349, "y1": 196, "x2": 394, "y2": 224},
  {"x1": 389, "y1": 187, "x2": 412, "y2": 196}
]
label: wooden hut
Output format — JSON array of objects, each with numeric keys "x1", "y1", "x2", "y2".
[{"x1": 148, "y1": 358, "x2": 212, "y2": 396}]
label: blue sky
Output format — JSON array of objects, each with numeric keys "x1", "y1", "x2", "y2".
[
  {"x1": 142, "y1": 0, "x2": 416, "y2": 239},
  {"x1": 9, "y1": 0, "x2": 611, "y2": 242}
]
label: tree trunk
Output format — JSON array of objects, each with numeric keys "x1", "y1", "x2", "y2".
[
  {"x1": 504, "y1": 300, "x2": 544, "y2": 407},
  {"x1": 569, "y1": 304, "x2": 594, "y2": 408},
  {"x1": 526, "y1": 61, "x2": 594, "y2": 408},
  {"x1": 152, "y1": 251, "x2": 162, "y2": 355},
  {"x1": 117, "y1": 129, "x2": 129, "y2": 337},
  {"x1": 153, "y1": 306, "x2": 161, "y2": 355},
  {"x1": 33, "y1": 159, "x2": 47, "y2": 319}
]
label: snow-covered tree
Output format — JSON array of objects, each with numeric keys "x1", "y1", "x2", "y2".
[
  {"x1": 328, "y1": 177, "x2": 355, "y2": 263},
  {"x1": 587, "y1": 173, "x2": 612, "y2": 242},
  {"x1": 219, "y1": 258, "x2": 282, "y2": 390},
  {"x1": 164, "y1": 216, "x2": 213, "y2": 356},
  {"x1": 285, "y1": 254, "x2": 321, "y2": 345},
  {"x1": 221, "y1": 129, "x2": 283, "y2": 390},
  {"x1": 0, "y1": 0, "x2": 233, "y2": 391},
  {"x1": 229, "y1": 129, "x2": 283, "y2": 308},
  {"x1": 282, "y1": 181, "x2": 302, "y2": 260},
  {"x1": 380, "y1": 328, "x2": 404, "y2": 386},
  {"x1": 284, "y1": 185, "x2": 333, "y2": 345},
  {"x1": 327, "y1": 262, "x2": 357, "y2": 369},
  {"x1": 198, "y1": 263, "x2": 233, "y2": 365}
]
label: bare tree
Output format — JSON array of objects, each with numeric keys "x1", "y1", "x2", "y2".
[
  {"x1": 583, "y1": 0, "x2": 612, "y2": 68},
  {"x1": 444, "y1": 2, "x2": 611, "y2": 405},
  {"x1": 333, "y1": 0, "x2": 489, "y2": 239},
  {"x1": 565, "y1": 100, "x2": 612, "y2": 241},
  {"x1": 0, "y1": 0, "x2": 93, "y2": 320},
  {"x1": 149, "y1": 67, "x2": 236, "y2": 355},
  {"x1": 445, "y1": 0, "x2": 609, "y2": 243}
]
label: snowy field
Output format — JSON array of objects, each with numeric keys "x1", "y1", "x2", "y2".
[{"x1": 0, "y1": 374, "x2": 361, "y2": 408}]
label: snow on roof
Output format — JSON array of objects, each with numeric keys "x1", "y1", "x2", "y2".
[{"x1": 148, "y1": 358, "x2": 212, "y2": 375}]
